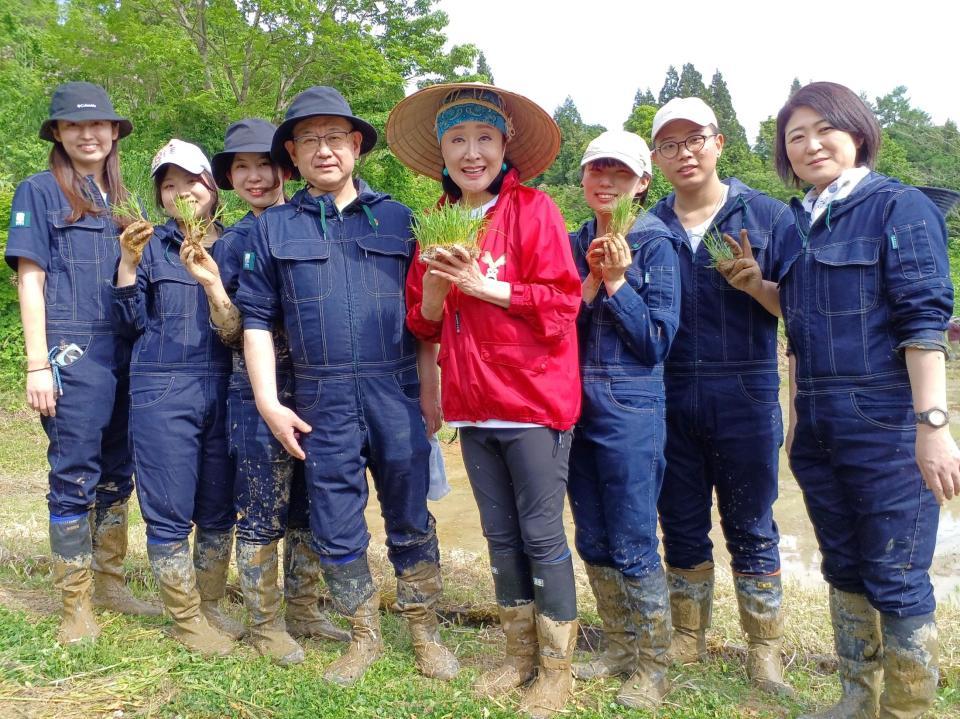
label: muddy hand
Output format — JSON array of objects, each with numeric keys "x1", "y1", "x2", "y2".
[
  {"x1": 119, "y1": 219, "x2": 153, "y2": 265},
  {"x1": 718, "y1": 229, "x2": 761, "y2": 294},
  {"x1": 180, "y1": 242, "x2": 220, "y2": 288}
]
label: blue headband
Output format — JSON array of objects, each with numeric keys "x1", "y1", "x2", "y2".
[{"x1": 435, "y1": 102, "x2": 509, "y2": 142}]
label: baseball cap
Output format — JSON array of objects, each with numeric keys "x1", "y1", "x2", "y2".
[
  {"x1": 580, "y1": 130, "x2": 651, "y2": 178},
  {"x1": 651, "y1": 97, "x2": 719, "y2": 141},
  {"x1": 151, "y1": 139, "x2": 212, "y2": 177}
]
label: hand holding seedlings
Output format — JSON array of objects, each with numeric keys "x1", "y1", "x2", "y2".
[
  {"x1": 601, "y1": 233, "x2": 632, "y2": 291},
  {"x1": 586, "y1": 238, "x2": 605, "y2": 281},
  {"x1": 179, "y1": 241, "x2": 220, "y2": 288},
  {"x1": 424, "y1": 246, "x2": 488, "y2": 298},
  {"x1": 715, "y1": 228, "x2": 762, "y2": 294},
  {"x1": 118, "y1": 219, "x2": 154, "y2": 266}
]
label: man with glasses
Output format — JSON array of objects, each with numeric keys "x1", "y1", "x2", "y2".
[
  {"x1": 648, "y1": 98, "x2": 795, "y2": 696},
  {"x1": 236, "y1": 86, "x2": 458, "y2": 686}
]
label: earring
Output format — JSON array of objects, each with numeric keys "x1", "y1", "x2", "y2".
[
  {"x1": 501, "y1": 162, "x2": 507, "y2": 172},
  {"x1": 442, "y1": 167, "x2": 449, "y2": 177}
]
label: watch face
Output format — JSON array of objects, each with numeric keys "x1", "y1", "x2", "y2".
[{"x1": 928, "y1": 409, "x2": 949, "y2": 427}]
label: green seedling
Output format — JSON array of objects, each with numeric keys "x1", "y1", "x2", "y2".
[
  {"x1": 412, "y1": 202, "x2": 486, "y2": 261},
  {"x1": 606, "y1": 193, "x2": 643, "y2": 238},
  {"x1": 703, "y1": 228, "x2": 735, "y2": 269}
]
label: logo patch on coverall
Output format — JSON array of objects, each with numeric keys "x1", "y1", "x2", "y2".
[
  {"x1": 242, "y1": 251, "x2": 256, "y2": 270},
  {"x1": 12, "y1": 211, "x2": 30, "y2": 228}
]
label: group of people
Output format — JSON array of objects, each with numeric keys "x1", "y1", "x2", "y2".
[{"x1": 7, "y1": 76, "x2": 958, "y2": 719}]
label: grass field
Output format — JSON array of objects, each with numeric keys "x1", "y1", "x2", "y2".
[{"x1": 0, "y1": 403, "x2": 957, "y2": 718}]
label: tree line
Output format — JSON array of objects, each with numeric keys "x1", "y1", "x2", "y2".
[{"x1": 1, "y1": 0, "x2": 957, "y2": 387}]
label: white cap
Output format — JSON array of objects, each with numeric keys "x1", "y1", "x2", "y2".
[
  {"x1": 150, "y1": 139, "x2": 212, "y2": 177},
  {"x1": 580, "y1": 130, "x2": 651, "y2": 178},
  {"x1": 651, "y1": 97, "x2": 719, "y2": 141}
]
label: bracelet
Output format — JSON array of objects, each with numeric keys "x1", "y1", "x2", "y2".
[{"x1": 26, "y1": 365, "x2": 51, "y2": 373}]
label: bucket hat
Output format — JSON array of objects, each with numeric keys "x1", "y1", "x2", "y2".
[
  {"x1": 386, "y1": 82, "x2": 560, "y2": 183},
  {"x1": 212, "y1": 119, "x2": 278, "y2": 190},
  {"x1": 39, "y1": 81, "x2": 132, "y2": 142},
  {"x1": 270, "y1": 86, "x2": 377, "y2": 180}
]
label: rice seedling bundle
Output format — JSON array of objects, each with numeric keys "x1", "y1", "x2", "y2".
[{"x1": 412, "y1": 203, "x2": 486, "y2": 262}]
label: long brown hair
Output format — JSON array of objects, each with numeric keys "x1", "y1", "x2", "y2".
[{"x1": 48, "y1": 122, "x2": 131, "y2": 222}]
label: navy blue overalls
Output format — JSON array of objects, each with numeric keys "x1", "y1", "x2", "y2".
[
  {"x1": 236, "y1": 181, "x2": 438, "y2": 575},
  {"x1": 567, "y1": 213, "x2": 681, "y2": 577},
  {"x1": 650, "y1": 179, "x2": 793, "y2": 576},
  {"x1": 112, "y1": 219, "x2": 235, "y2": 544},
  {"x1": 5, "y1": 171, "x2": 133, "y2": 521},
  {"x1": 214, "y1": 212, "x2": 310, "y2": 543},
  {"x1": 780, "y1": 173, "x2": 951, "y2": 617}
]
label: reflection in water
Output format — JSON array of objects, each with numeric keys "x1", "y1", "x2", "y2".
[{"x1": 365, "y1": 370, "x2": 960, "y2": 605}]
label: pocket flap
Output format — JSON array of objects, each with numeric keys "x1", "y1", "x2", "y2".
[
  {"x1": 813, "y1": 237, "x2": 881, "y2": 266},
  {"x1": 148, "y1": 261, "x2": 197, "y2": 285},
  {"x1": 52, "y1": 209, "x2": 104, "y2": 231},
  {"x1": 357, "y1": 234, "x2": 411, "y2": 257},
  {"x1": 479, "y1": 342, "x2": 548, "y2": 374},
  {"x1": 270, "y1": 238, "x2": 331, "y2": 261}
]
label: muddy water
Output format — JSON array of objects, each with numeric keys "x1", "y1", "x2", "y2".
[{"x1": 366, "y1": 369, "x2": 960, "y2": 604}]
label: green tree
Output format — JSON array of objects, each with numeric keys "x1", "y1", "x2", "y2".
[
  {"x1": 475, "y1": 51, "x2": 494, "y2": 84},
  {"x1": 624, "y1": 104, "x2": 657, "y2": 140},
  {"x1": 540, "y1": 96, "x2": 604, "y2": 186},
  {"x1": 788, "y1": 78, "x2": 802, "y2": 98},
  {"x1": 708, "y1": 70, "x2": 746, "y2": 145},
  {"x1": 658, "y1": 65, "x2": 680, "y2": 104},
  {"x1": 677, "y1": 63, "x2": 706, "y2": 100},
  {"x1": 632, "y1": 87, "x2": 656, "y2": 110}
]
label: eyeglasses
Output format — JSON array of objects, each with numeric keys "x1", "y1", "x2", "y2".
[
  {"x1": 292, "y1": 131, "x2": 352, "y2": 152},
  {"x1": 654, "y1": 134, "x2": 717, "y2": 160}
]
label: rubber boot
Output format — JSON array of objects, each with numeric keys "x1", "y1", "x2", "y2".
[
  {"x1": 798, "y1": 587, "x2": 881, "y2": 719},
  {"x1": 573, "y1": 564, "x2": 636, "y2": 680},
  {"x1": 236, "y1": 539, "x2": 304, "y2": 665},
  {"x1": 282, "y1": 528, "x2": 349, "y2": 642},
  {"x1": 519, "y1": 614, "x2": 578, "y2": 719},
  {"x1": 617, "y1": 566, "x2": 672, "y2": 709},
  {"x1": 735, "y1": 573, "x2": 795, "y2": 697},
  {"x1": 147, "y1": 540, "x2": 233, "y2": 656},
  {"x1": 50, "y1": 515, "x2": 100, "y2": 644},
  {"x1": 321, "y1": 555, "x2": 384, "y2": 686},
  {"x1": 665, "y1": 561, "x2": 713, "y2": 664},
  {"x1": 396, "y1": 562, "x2": 459, "y2": 680},
  {"x1": 878, "y1": 613, "x2": 938, "y2": 719},
  {"x1": 193, "y1": 527, "x2": 246, "y2": 640},
  {"x1": 519, "y1": 557, "x2": 578, "y2": 718},
  {"x1": 89, "y1": 501, "x2": 162, "y2": 617},
  {"x1": 473, "y1": 550, "x2": 539, "y2": 698}
]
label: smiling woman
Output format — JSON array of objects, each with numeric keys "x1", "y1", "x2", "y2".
[{"x1": 390, "y1": 83, "x2": 582, "y2": 719}]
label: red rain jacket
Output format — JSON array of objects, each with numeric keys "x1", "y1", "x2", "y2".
[{"x1": 405, "y1": 170, "x2": 582, "y2": 430}]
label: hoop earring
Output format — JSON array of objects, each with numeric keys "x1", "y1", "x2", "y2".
[{"x1": 441, "y1": 167, "x2": 449, "y2": 177}]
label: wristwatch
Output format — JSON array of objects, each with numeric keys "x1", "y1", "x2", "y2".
[{"x1": 915, "y1": 407, "x2": 950, "y2": 428}]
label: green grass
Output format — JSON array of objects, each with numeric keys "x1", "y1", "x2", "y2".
[
  {"x1": 411, "y1": 203, "x2": 486, "y2": 256},
  {"x1": 0, "y1": 404, "x2": 958, "y2": 718}
]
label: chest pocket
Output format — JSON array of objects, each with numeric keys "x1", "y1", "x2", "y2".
[
  {"x1": 358, "y1": 234, "x2": 410, "y2": 298},
  {"x1": 149, "y1": 261, "x2": 199, "y2": 317},
  {"x1": 51, "y1": 210, "x2": 111, "y2": 265},
  {"x1": 814, "y1": 237, "x2": 881, "y2": 316},
  {"x1": 272, "y1": 239, "x2": 333, "y2": 303},
  {"x1": 708, "y1": 228, "x2": 770, "y2": 290}
]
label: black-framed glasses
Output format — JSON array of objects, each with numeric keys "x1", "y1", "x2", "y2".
[
  {"x1": 654, "y1": 134, "x2": 717, "y2": 160},
  {"x1": 292, "y1": 131, "x2": 352, "y2": 152}
]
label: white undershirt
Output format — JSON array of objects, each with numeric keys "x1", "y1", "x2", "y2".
[
  {"x1": 684, "y1": 185, "x2": 729, "y2": 252},
  {"x1": 448, "y1": 194, "x2": 541, "y2": 430}
]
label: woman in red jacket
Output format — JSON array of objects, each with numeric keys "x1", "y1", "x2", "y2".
[{"x1": 388, "y1": 84, "x2": 581, "y2": 719}]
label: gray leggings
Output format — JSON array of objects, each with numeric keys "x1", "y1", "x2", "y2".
[{"x1": 459, "y1": 426, "x2": 572, "y2": 563}]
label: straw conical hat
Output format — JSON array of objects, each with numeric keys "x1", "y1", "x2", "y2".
[{"x1": 387, "y1": 82, "x2": 560, "y2": 183}]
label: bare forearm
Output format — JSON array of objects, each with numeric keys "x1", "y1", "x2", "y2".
[
  {"x1": 204, "y1": 281, "x2": 242, "y2": 346},
  {"x1": 116, "y1": 259, "x2": 139, "y2": 288},
  {"x1": 748, "y1": 280, "x2": 781, "y2": 318},
  {"x1": 582, "y1": 276, "x2": 601, "y2": 305},
  {"x1": 18, "y1": 267, "x2": 49, "y2": 365},
  {"x1": 905, "y1": 347, "x2": 947, "y2": 411}
]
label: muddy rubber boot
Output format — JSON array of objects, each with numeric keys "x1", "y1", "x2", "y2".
[
  {"x1": 321, "y1": 555, "x2": 384, "y2": 686},
  {"x1": 798, "y1": 587, "x2": 881, "y2": 719},
  {"x1": 665, "y1": 562, "x2": 713, "y2": 664},
  {"x1": 878, "y1": 613, "x2": 938, "y2": 719},
  {"x1": 236, "y1": 539, "x2": 304, "y2": 665},
  {"x1": 193, "y1": 527, "x2": 246, "y2": 641},
  {"x1": 396, "y1": 562, "x2": 460, "y2": 680},
  {"x1": 148, "y1": 540, "x2": 233, "y2": 656},
  {"x1": 519, "y1": 556, "x2": 578, "y2": 718},
  {"x1": 473, "y1": 602, "x2": 539, "y2": 697},
  {"x1": 617, "y1": 567, "x2": 672, "y2": 709},
  {"x1": 89, "y1": 501, "x2": 162, "y2": 617},
  {"x1": 573, "y1": 564, "x2": 636, "y2": 680},
  {"x1": 50, "y1": 515, "x2": 100, "y2": 645},
  {"x1": 735, "y1": 573, "x2": 794, "y2": 697},
  {"x1": 282, "y1": 528, "x2": 349, "y2": 642},
  {"x1": 519, "y1": 614, "x2": 578, "y2": 719}
]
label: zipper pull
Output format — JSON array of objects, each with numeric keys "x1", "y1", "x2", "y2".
[{"x1": 455, "y1": 310, "x2": 461, "y2": 334}]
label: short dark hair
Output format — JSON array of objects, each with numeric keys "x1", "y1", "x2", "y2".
[
  {"x1": 154, "y1": 166, "x2": 221, "y2": 218},
  {"x1": 580, "y1": 158, "x2": 651, "y2": 206},
  {"x1": 775, "y1": 81, "x2": 881, "y2": 187},
  {"x1": 441, "y1": 159, "x2": 513, "y2": 201}
]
